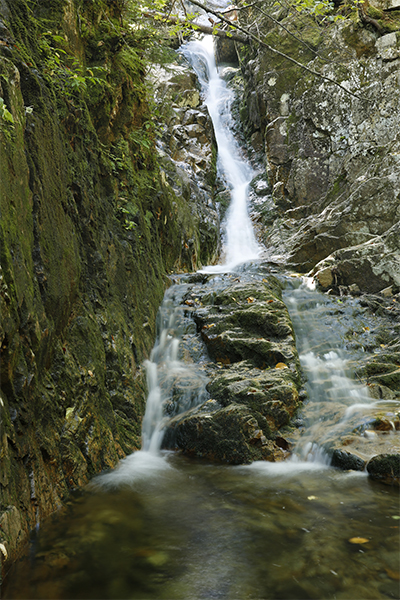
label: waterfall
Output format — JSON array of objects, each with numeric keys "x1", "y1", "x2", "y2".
[
  {"x1": 284, "y1": 278, "x2": 376, "y2": 466},
  {"x1": 181, "y1": 36, "x2": 261, "y2": 272},
  {"x1": 141, "y1": 285, "x2": 208, "y2": 454},
  {"x1": 136, "y1": 35, "x2": 262, "y2": 459}
]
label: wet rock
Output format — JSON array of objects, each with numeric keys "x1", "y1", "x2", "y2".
[
  {"x1": 162, "y1": 276, "x2": 302, "y2": 463},
  {"x1": 215, "y1": 36, "x2": 238, "y2": 64},
  {"x1": 163, "y1": 401, "x2": 287, "y2": 464},
  {"x1": 314, "y1": 266, "x2": 334, "y2": 290},
  {"x1": 367, "y1": 453, "x2": 400, "y2": 486},
  {"x1": 331, "y1": 449, "x2": 366, "y2": 471}
]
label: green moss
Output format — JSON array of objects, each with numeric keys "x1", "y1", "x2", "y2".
[
  {"x1": 0, "y1": 0, "x2": 219, "y2": 558},
  {"x1": 366, "y1": 5, "x2": 384, "y2": 19}
]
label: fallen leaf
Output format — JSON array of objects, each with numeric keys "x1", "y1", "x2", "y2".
[
  {"x1": 307, "y1": 495, "x2": 317, "y2": 500},
  {"x1": 348, "y1": 537, "x2": 369, "y2": 544},
  {"x1": 275, "y1": 362, "x2": 288, "y2": 369},
  {"x1": 267, "y1": 299, "x2": 274, "y2": 304},
  {"x1": 88, "y1": 370, "x2": 93, "y2": 377},
  {"x1": 0, "y1": 543, "x2": 7, "y2": 559},
  {"x1": 385, "y1": 568, "x2": 400, "y2": 581},
  {"x1": 247, "y1": 297, "x2": 255, "y2": 303},
  {"x1": 391, "y1": 515, "x2": 400, "y2": 520}
]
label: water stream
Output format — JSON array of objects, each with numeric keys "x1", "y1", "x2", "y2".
[
  {"x1": 181, "y1": 36, "x2": 260, "y2": 272},
  {"x1": 3, "y1": 33, "x2": 400, "y2": 600}
]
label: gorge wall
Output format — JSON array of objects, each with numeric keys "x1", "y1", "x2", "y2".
[
  {"x1": 0, "y1": 0, "x2": 218, "y2": 564},
  {"x1": 239, "y1": 2, "x2": 400, "y2": 294}
]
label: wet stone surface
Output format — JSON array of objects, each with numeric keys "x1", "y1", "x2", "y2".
[{"x1": 162, "y1": 273, "x2": 303, "y2": 463}]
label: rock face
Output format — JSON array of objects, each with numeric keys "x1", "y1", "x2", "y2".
[
  {"x1": 151, "y1": 60, "x2": 220, "y2": 267},
  {"x1": 0, "y1": 0, "x2": 218, "y2": 564},
  {"x1": 239, "y1": 10, "x2": 400, "y2": 293},
  {"x1": 163, "y1": 275, "x2": 303, "y2": 463},
  {"x1": 236, "y1": 8, "x2": 400, "y2": 483},
  {"x1": 311, "y1": 222, "x2": 400, "y2": 295}
]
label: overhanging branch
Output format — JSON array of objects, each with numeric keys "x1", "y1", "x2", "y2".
[
  {"x1": 189, "y1": 0, "x2": 364, "y2": 100},
  {"x1": 143, "y1": 10, "x2": 249, "y2": 44}
]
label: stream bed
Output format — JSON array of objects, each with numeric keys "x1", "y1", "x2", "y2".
[{"x1": 3, "y1": 445, "x2": 399, "y2": 599}]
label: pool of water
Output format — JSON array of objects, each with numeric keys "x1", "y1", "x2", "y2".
[{"x1": 4, "y1": 452, "x2": 399, "y2": 599}]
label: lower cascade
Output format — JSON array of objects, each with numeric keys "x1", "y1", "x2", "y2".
[{"x1": 3, "y1": 33, "x2": 400, "y2": 600}]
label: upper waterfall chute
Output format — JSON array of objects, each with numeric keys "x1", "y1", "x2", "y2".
[{"x1": 181, "y1": 35, "x2": 261, "y2": 272}]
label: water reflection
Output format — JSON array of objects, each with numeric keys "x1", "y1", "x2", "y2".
[{"x1": 4, "y1": 453, "x2": 399, "y2": 599}]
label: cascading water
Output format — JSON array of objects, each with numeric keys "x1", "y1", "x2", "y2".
[
  {"x1": 141, "y1": 284, "x2": 209, "y2": 454},
  {"x1": 182, "y1": 36, "x2": 261, "y2": 272},
  {"x1": 284, "y1": 277, "x2": 400, "y2": 466},
  {"x1": 118, "y1": 33, "x2": 264, "y2": 465}
]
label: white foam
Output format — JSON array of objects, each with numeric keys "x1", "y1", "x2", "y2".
[{"x1": 91, "y1": 451, "x2": 173, "y2": 489}]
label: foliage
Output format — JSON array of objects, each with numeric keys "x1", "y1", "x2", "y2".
[
  {"x1": 0, "y1": 96, "x2": 15, "y2": 142},
  {"x1": 0, "y1": 97, "x2": 14, "y2": 125},
  {"x1": 39, "y1": 32, "x2": 109, "y2": 101},
  {"x1": 290, "y1": 0, "x2": 344, "y2": 22}
]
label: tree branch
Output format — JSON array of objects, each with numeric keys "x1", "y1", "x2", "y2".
[
  {"x1": 143, "y1": 11, "x2": 249, "y2": 44},
  {"x1": 189, "y1": 0, "x2": 364, "y2": 100}
]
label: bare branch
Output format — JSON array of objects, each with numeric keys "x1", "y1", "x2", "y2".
[
  {"x1": 143, "y1": 11, "x2": 249, "y2": 44},
  {"x1": 189, "y1": 0, "x2": 364, "y2": 100}
]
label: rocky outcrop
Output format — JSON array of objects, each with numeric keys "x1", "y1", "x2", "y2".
[
  {"x1": 239, "y1": 7, "x2": 400, "y2": 293},
  {"x1": 311, "y1": 221, "x2": 400, "y2": 294},
  {"x1": 151, "y1": 60, "x2": 220, "y2": 267},
  {"x1": 163, "y1": 274, "x2": 303, "y2": 463}
]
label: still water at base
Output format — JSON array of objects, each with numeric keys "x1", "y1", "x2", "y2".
[{"x1": 4, "y1": 453, "x2": 399, "y2": 599}]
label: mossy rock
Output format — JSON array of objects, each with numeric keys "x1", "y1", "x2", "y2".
[
  {"x1": 163, "y1": 401, "x2": 286, "y2": 464},
  {"x1": 367, "y1": 453, "x2": 400, "y2": 486}
]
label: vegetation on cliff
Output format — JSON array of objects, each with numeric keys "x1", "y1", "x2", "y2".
[{"x1": 0, "y1": 0, "x2": 218, "y2": 564}]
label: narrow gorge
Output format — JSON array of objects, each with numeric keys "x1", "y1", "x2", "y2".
[{"x1": 0, "y1": 0, "x2": 399, "y2": 598}]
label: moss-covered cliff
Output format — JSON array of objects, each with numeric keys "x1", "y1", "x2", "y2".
[{"x1": 0, "y1": 0, "x2": 217, "y2": 564}]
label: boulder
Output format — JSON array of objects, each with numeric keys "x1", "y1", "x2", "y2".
[
  {"x1": 162, "y1": 276, "x2": 303, "y2": 463},
  {"x1": 367, "y1": 453, "x2": 400, "y2": 485},
  {"x1": 163, "y1": 401, "x2": 286, "y2": 464},
  {"x1": 311, "y1": 222, "x2": 400, "y2": 294}
]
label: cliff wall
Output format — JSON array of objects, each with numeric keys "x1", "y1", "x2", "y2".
[
  {"x1": 239, "y1": 2, "x2": 400, "y2": 293},
  {"x1": 0, "y1": 0, "x2": 218, "y2": 564}
]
